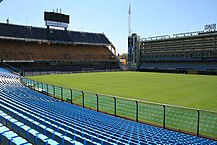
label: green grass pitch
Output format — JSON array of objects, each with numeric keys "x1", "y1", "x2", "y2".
[{"x1": 28, "y1": 71, "x2": 217, "y2": 112}]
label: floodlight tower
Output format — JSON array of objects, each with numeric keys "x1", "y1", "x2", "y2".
[
  {"x1": 128, "y1": 3, "x2": 141, "y2": 70},
  {"x1": 128, "y1": 4, "x2": 131, "y2": 36}
]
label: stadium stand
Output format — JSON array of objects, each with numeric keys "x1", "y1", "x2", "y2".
[
  {"x1": 0, "y1": 22, "x2": 120, "y2": 74},
  {"x1": 128, "y1": 32, "x2": 217, "y2": 74},
  {"x1": 0, "y1": 68, "x2": 216, "y2": 144},
  {"x1": 0, "y1": 40, "x2": 115, "y2": 61},
  {"x1": 0, "y1": 23, "x2": 110, "y2": 44}
]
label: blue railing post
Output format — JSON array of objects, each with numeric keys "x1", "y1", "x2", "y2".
[
  {"x1": 46, "y1": 83, "x2": 49, "y2": 95},
  {"x1": 70, "y1": 89, "x2": 73, "y2": 104},
  {"x1": 135, "y1": 101, "x2": 138, "y2": 122},
  {"x1": 163, "y1": 105, "x2": 166, "y2": 129},
  {"x1": 113, "y1": 97, "x2": 117, "y2": 117},
  {"x1": 60, "y1": 87, "x2": 63, "y2": 102},
  {"x1": 27, "y1": 79, "x2": 29, "y2": 87},
  {"x1": 35, "y1": 81, "x2": 37, "y2": 90},
  {"x1": 52, "y1": 85, "x2": 55, "y2": 98},
  {"x1": 81, "y1": 91, "x2": 84, "y2": 107},
  {"x1": 29, "y1": 79, "x2": 31, "y2": 87},
  {"x1": 197, "y1": 109, "x2": 200, "y2": 136},
  {"x1": 96, "y1": 94, "x2": 99, "y2": 112},
  {"x1": 41, "y1": 83, "x2": 43, "y2": 93},
  {"x1": 28, "y1": 79, "x2": 30, "y2": 87},
  {"x1": 35, "y1": 81, "x2": 38, "y2": 90},
  {"x1": 36, "y1": 82, "x2": 39, "y2": 91},
  {"x1": 33, "y1": 80, "x2": 35, "y2": 90}
]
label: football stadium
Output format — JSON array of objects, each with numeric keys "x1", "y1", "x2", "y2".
[{"x1": 0, "y1": 1, "x2": 217, "y2": 145}]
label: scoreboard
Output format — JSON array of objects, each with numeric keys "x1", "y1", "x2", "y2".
[
  {"x1": 44, "y1": 12, "x2": 70, "y2": 28},
  {"x1": 44, "y1": 12, "x2": 69, "y2": 23}
]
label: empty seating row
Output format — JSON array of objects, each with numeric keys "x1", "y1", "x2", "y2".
[
  {"x1": 0, "y1": 40, "x2": 115, "y2": 62},
  {"x1": 0, "y1": 111, "x2": 61, "y2": 145},
  {"x1": 0, "y1": 109, "x2": 86, "y2": 145},
  {"x1": 0, "y1": 22, "x2": 111, "y2": 45},
  {"x1": 0, "y1": 90, "x2": 121, "y2": 145},
  {"x1": 140, "y1": 61, "x2": 217, "y2": 71},
  {"x1": 0, "y1": 123, "x2": 32, "y2": 145},
  {"x1": 0, "y1": 68, "x2": 216, "y2": 144}
]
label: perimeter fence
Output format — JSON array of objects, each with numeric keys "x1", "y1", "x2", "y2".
[{"x1": 21, "y1": 77, "x2": 217, "y2": 140}]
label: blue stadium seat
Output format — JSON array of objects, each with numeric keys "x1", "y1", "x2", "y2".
[{"x1": 0, "y1": 123, "x2": 31, "y2": 145}]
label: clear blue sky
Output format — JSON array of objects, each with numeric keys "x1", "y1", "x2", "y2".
[{"x1": 0, "y1": 0, "x2": 217, "y2": 54}]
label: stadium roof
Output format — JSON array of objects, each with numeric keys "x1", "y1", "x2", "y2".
[{"x1": 0, "y1": 22, "x2": 111, "y2": 45}]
